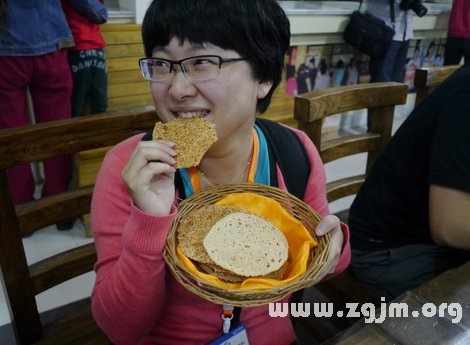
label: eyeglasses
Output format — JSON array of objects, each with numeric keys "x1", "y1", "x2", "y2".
[{"x1": 139, "y1": 55, "x2": 247, "y2": 82}]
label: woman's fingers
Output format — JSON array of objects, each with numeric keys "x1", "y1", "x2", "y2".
[
  {"x1": 124, "y1": 140, "x2": 176, "y2": 176},
  {"x1": 315, "y1": 215, "x2": 340, "y2": 236},
  {"x1": 123, "y1": 141, "x2": 176, "y2": 179},
  {"x1": 314, "y1": 215, "x2": 344, "y2": 279},
  {"x1": 121, "y1": 140, "x2": 178, "y2": 215}
]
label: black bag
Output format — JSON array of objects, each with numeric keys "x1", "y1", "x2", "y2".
[{"x1": 343, "y1": 0, "x2": 395, "y2": 58}]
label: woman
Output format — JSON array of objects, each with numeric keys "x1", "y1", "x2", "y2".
[
  {"x1": 296, "y1": 63, "x2": 309, "y2": 94},
  {"x1": 285, "y1": 64, "x2": 298, "y2": 96},
  {"x1": 403, "y1": 46, "x2": 421, "y2": 90},
  {"x1": 345, "y1": 58, "x2": 359, "y2": 86},
  {"x1": 91, "y1": 1, "x2": 350, "y2": 344},
  {"x1": 313, "y1": 59, "x2": 331, "y2": 91},
  {"x1": 420, "y1": 41, "x2": 435, "y2": 68},
  {"x1": 332, "y1": 60, "x2": 345, "y2": 87}
]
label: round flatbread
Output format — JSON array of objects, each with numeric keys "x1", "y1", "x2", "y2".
[
  {"x1": 203, "y1": 212, "x2": 289, "y2": 277},
  {"x1": 152, "y1": 117, "x2": 217, "y2": 168},
  {"x1": 177, "y1": 205, "x2": 252, "y2": 264}
]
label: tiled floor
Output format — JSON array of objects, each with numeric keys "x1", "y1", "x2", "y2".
[{"x1": 0, "y1": 101, "x2": 413, "y2": 344}]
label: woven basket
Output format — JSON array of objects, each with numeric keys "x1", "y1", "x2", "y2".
[{"x1": 163, "y1": 182, "x2": 331, "y2": 307}]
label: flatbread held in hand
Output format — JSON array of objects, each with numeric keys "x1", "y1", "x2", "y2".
[{"x1": 152, "y1": 117, "x2": 217, "y2": 168}]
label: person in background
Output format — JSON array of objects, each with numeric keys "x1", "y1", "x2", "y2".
[
  {"x1": 420, "y1": 41, "x2": 435, "y2": 68},
  {"x1": 349, "y1": 63, "x2": 470, "y2": 303},
  {"x1": 90, "y1": 0, "x2": 350, "y2": 344},
  {"x1": 61, "y1": 0, "x2": 108, "y2": 117},
  {"x1": 306, "y1": 57, "x2": 317, "y2": 92},
  {"x1": 444, "y1": 0, "x2": 470, "y2": 65},
  {"x1": 366, "y1": 0, "x2": 413, "y2": 130},
  {"x1": 285, "y1": 64, "x2": 298, "y2": 96},
  {"x1": 403, "y1": 46, "x2": 421, "y2": 90},
  {"x1": 433, "y1": 46, "x2": 445, "y2": 67},
  {"x1": 332, "y1": 60, "x2": 345, "y2": 87},
  {"x1": 345, "y1": 57, "x2": 359, "y2": 85},
  {"x1": 296, "y1": 63, "x2": 309, "y2": 94},
  {"x1": 0, "y1": 0, "x2": 74, "y2": 224},
  {"x1": 313, "y1": 59, "x2": 331, "y2": 91}
]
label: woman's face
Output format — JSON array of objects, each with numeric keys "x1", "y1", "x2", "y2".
[
  {"x1": 429, "y1": 46, "x2": 435, "y2": 56},
  {"x1": 149, "y1": 37, "x2": 271, "y2": 150}
]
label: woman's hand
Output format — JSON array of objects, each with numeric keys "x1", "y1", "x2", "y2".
[
  {"x1": 121, "y1": 140, "x2": 177, "y2": 216},
  {"x1": 313, "y1": 215, "x2": 344, "y2": 282}
]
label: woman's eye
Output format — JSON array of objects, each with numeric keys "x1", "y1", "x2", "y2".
[
  {"x1": 154, "y1": 60, "x2": 169, "y2": 68},
  {"x1": 194, "y1": 59, "x2": 211, "y2": 65}
]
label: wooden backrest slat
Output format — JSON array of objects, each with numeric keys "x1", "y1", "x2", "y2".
[
  {"x1": 294, "y1": 82, "x2": 408, "y2": 203},
  {"x1": 294, "y1": 82, "x2": 408, "y2": 123},
  {"x1": 0, "y1": 109, "x2": 158, "y2": 169},
  {"x1": 30, "y1": 243, "x2": 98, "y2": 295},
  {"x1": 326, "y1": 175, "x2": 366, "y2": 203},
  {"x1": 320, "y1": 133, "x2": 381, "y2": 164},
  {"x1": 16, "y1": 186, "x2": 94, "y2": 235}
]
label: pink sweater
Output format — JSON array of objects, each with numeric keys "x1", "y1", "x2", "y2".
[
  {"x1": 91, "y1": 126, "x2": 351, "y2": 345},
  {"x1": 448, "y1": 0, "x2": 470, "y2": 39}
]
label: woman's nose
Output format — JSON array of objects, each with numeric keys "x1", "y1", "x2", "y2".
[{"x1": 168, "y1": 66, "x2": 197, "y2": 100}]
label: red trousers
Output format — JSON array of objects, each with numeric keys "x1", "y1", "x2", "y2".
[{"x1": 0, "y1": 50, "x2": 73, "y2": 205}]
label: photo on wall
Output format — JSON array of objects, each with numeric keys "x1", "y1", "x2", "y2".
[
  {"x1": 285, "y1": 37, "x2": 447, "y2": 96},
  {"x1": 284, "y1": 42, "x2": 370, "y2": 98},
  {"x1": 404, "y1": 38, "x2": 446, "y2": 91}
]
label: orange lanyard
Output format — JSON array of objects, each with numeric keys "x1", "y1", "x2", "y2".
[{"x1": 187, "y1": 129, "x2": 258, "y2": 192}]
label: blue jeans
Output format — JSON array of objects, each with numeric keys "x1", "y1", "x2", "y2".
[
  {"x1": 444, "y1": 36, "x2": 470, "y2": 65},
  {"x1": 369, "y1": 39, "x2": 410, "y2": 83},
  {"x1": 368, "y1": 39, "x2": 410, "y2": 130}
]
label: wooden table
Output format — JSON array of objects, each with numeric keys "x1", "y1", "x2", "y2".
[{"x1": 322, "y1": 261, "x2": 470, "y2": 345}]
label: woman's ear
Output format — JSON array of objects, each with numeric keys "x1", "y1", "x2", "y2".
[{"x1": 257, "y1": 80, "x2": 273, "y2": 99}]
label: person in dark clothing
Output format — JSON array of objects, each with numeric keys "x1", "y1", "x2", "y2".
[
  {"x1": 296, "y1": 63, "x2": 309, "y2": 95},
  {"x1": 349, "y1": 63, "x2": 470, "y2": 302},
  {"x1": 306, "y1": 57, "x2": 317, "y2": 92}
]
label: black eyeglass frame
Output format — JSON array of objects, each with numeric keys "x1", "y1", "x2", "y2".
[{"x1": 138, "y1": 55, "x2": 248, "y2": 81}]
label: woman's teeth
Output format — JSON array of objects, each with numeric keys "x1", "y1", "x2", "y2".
[{"x1": 177, "y1": 111, "x2": 209, "y2": 118}]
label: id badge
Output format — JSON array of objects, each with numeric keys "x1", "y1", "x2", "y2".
[{"x1": 209, "y1": 325, "x2": 250, "y2": 345}]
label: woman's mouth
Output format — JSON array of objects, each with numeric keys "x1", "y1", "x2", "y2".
[{"x1": 176, "y1": 110, "x2": 210, "y2": 118}]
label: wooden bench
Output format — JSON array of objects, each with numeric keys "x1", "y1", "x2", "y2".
[
  {"x1": 290, "y1": 82, "x2": 409, "y2": 342},
  {"x1": 0, "y1": 110, "x2": 159, "y2": 345}
]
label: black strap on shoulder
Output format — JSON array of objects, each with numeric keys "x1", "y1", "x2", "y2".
[
  {"x1": 141, "y1": 131, "x2": 152, "y2": 141},
  {"x1": 255, "y1": 118, "x2": 310, "y2": 200}
]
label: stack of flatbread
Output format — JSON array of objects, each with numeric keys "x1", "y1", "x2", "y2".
[
  {"x1": 152, "y1": 116, "x2": 217, "y2": 168},
  {"x1": 178, "y1": 205, "x2": 289, "y2": 283}
]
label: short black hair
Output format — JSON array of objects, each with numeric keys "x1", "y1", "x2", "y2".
[{"x1": 142, "y1": 0, "x2": 291, "y2": 114}]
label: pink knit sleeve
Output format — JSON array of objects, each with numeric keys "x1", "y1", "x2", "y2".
[{"x1": 90, "y1": 135, "x2": 178, "y2": 344}]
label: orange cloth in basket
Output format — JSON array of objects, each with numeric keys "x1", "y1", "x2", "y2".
[{"x1": 176, "y1": 192, "x2": 318, "y2": 290}]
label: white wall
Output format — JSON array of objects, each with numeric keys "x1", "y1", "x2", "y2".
[{"x1": 130, "y1": 0, "x2": 152, "y2": 24}]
